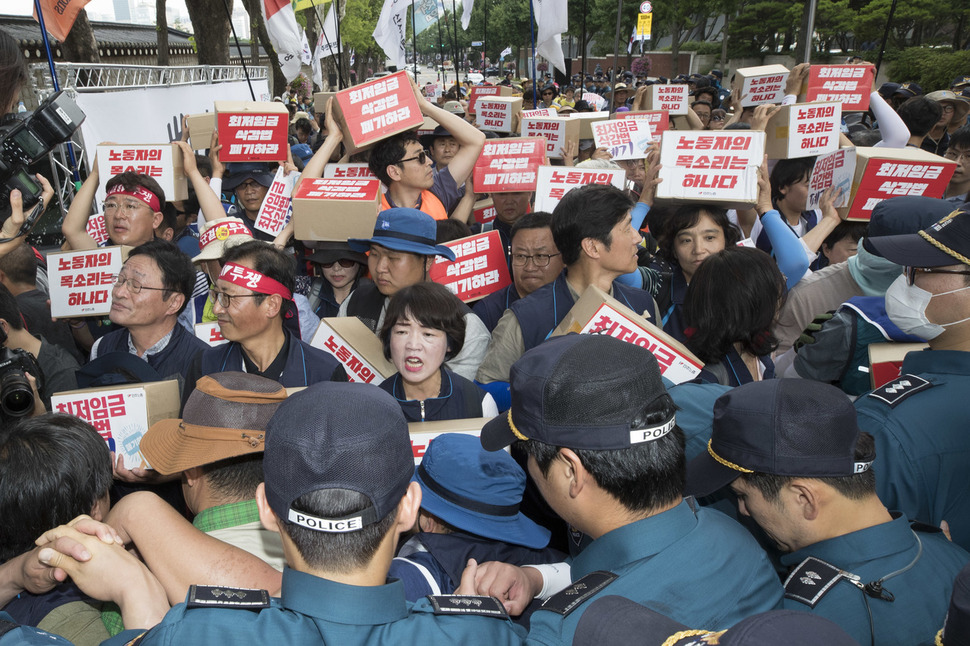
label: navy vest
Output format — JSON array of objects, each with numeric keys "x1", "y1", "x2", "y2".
[
  {"x1": 345, "y1": 281, "x2": 387, "y2": 333},
  {"x1": 198, "y1": 331, "x2": 345, "y2": 387},
  {"x1": 659, "y1": 268, "x2": 689, "y2": 344},
  {"x1": 96, "y1": 323, "x2": 207, "y2": 381},
  {"x1": 379, "y1": 368, "x2": 484, "y2": 422},
  {"x1": 472, "y1": 285, "x2": 521, "y2": 334}
]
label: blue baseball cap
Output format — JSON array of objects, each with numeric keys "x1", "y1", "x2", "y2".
[
  {"x1": 223, "y1": 162, "x2": 275, "y2": 191},
  {"x1": 348, "y1": 208, "x2": 457, "y2": 260},
  {"x1": 414, "y1": 433, "x2": 550, "y2": 549}
]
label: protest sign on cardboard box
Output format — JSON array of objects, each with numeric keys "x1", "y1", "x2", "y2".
[
  {"x1": 522, "y1": 107, "x2": 558, "y2": 119},
  {"x1": 323, "y1": 163, "x2": 378, "y2": 180},
  {"x1": 473, "y1": 138, "x2": 545, "y2": 193},
  {"x1": 86, "y1": 213, "x2": 109, "y2": 246},
  {"x1": 429, "y1": 231, "x2": 512, "y2": 302},
  {"x1": 568, "y1": 111, "x2": 611, "y2": 139},
  {"x1": 592, "y1": 119, "x2": 653, "y2": 160},
  {"x1": 736, "y1": 64, "x2": 790, "y2": 107},
  {"x1": 253, "y1": 168, "x2": 297, "y2": 236},
  {"x1": 214, "y1": 101, "x2": 289, "y2": 162},
  {"x1": 655, "y1": 131, "x2": 765, "y2": 207},
  {"x1": 616, "y1": 110, "x2": 669, "y2": 143},
  {"x1": 473, "y1": 198, "x2": 496, "y2": 226},
  {"x1": 764, "y1": 102, "x2": 841, "y2": 159},
  {"x1": 806, "y1": 65, "x2": 875, "y2": 112},
  {"x1": 806, "y1": 148, "x2": 856, "y2": 211},
  {"x1": 534, "y1": 166, "x2": 627, "y2": 212},
  {"x1": 335, "y1": 71, "x2": 424, "y2": 147},
  {"x1": 312, "y1": 91, "x2": 335, "y2": 112},
  {"x1": 48, "y1": 247, "x2": 125, "y2": 318},
  {"x1": 868, "y1": 342, "x2": 929, "y2": 389},
  {"x1": 844, "y1": 147, "x2": 956, "y2": 221},
  {"x1": 644, "y1": 84, "x2": 689, "y2": 115},
  {"x1": 409, "y1": 418, "x2": 490, "y2": 464},
  {"x1": 184, "y1": 112, "x2": 216, "y2": 150},
  {"x1": 291, "y1": 178, "x2": 381, "y2": 241},
  {"x1": 51, "y1": 380, "x2": 180, "y2": 470},
  {"x1": 521, "y1": 116, "x2": 579, "y2": 158},
  {"x1": 468, "y1": 85, "x2": 511, "y2": 113},
  {"x1": 551, "y1": 286, "x2": 704, "y2": 384},
  {"x1": 477, "y1": 97, "x2": 522, "y2": 132},
  {"x1": 195, "y1": 321, "x2": 228, "y2": 347},
  {"x1": 416, "y1": 115, "x2": 440, "y2": 137},
  {"x1": 98, "y1": 143, "x2": 187, "y2": 202},
  {"x1": 310, "y1": 317, "x2": 396, "y2": 385}
]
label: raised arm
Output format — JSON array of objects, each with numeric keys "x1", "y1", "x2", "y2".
[
  {"x1": 61, "y1": 157, "x2": 101, "y2": 251},
  {"x1": 411, "y1": 77, "x2": 485, "y2": 186}
]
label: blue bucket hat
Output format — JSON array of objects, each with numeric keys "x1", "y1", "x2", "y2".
[
  {"x1": 348, "y1": 208, "x2": 457, "y2": 260},
  {"x1": 414, "y1": 433, "x2": 551, "y2": 549}
]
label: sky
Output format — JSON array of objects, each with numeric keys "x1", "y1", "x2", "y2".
[{"x1": 6, "y1": 0, "x2": 190, "y2": 20}]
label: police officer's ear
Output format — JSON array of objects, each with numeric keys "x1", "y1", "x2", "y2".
[
  {"x1": 554, "y1": 448, "x2": 592, "y2": 500},
  {"x1": 394, "y1": 481, "x2": 423, "y2": 536},
  {"x1": 788, "y1": 479, "x2": 822, "y2": 522},
  {"x1": 255, "y1": 482, "x2": 282, "y2": 534}
]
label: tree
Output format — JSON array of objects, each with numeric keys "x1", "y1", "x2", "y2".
[
  {"x1": 184, "y1": 0, "x2": 232, "y2": 64},
  {"x1": 61, "y1": 9, "x2": 101, "y2": 63},
  {"x1": 157, "y1": 0, "x2": 170, "y2": 66}
]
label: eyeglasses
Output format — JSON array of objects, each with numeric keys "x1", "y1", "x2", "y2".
[
  {"x1": 103, "y1": 200, "x2": 148, "y2": 216},
  {"x1": 944, "y1": 148, "x2": 970, "y2": 163},
  {"x1": 209, "y1": 289, "x2": 261, "y2": 308},
  {"x1": 941, "y1": 104, "x2": 955, "y2": 113},
  {"x1": 711, "y1": 115, "x2": 725, "y2": 122},
  {"x1": 113, "y1": 274, "x2": 169, "y2": 295},
  {"x1": 398, "y1": 149, "x2": 431, "y2": 165},
  {"x1": 905, "y1": 266, "x2": 970, "y2": 286},
  {"x1": 320, "y1": 258, "x2": 357, "y2": 269},
  {"x1": 511, "y1": 252, "x2": 561, "y2": 267}
]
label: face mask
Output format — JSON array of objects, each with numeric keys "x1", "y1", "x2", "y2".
[{"x1": 885, "y1": 274, "x2": 970, "y2": 340}]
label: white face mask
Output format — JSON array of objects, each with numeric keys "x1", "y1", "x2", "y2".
[{"x1": 885, "y1": 274, "x2": 970, "y2": 340}]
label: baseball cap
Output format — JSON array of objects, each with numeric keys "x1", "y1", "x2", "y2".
[
  {"x1": 307, "y1": 241, "x2": 367, "y2": 267},
  {"x1": 141, "y1": 372, "x2": 287, "y2": 475},
  {"x1": 940, "y1": 562, "x2": 970, "y2": 646},
  {"x1": 864, "y1": 196, "x2": 958, "y2": 242},
  {"x1": 348, "y1": 208, "x2": 457, "y2": 260},
  {"x1": 193, "y1": 217, "x2": 255, "y2": 263},
  {"x1": 893, "y1": 82, "x2": 923, "y2": 98},
  {"x1": 951, "y1": 75, "x2": 970, "y2": 90},
  {"x1": 573, "y1": 597, "x2": 858, "y2": 646},
  {"x1": 223, "y1": 162, "x2": 275, "y2": 191},
  {"x1": 866, "y1": 209, "x2": 970, "y2": 268},
  {"x1": 414, "y1": 433, "x2": 550, "y2": 549},
  {"x1": 480, "y1": 334, "x2": 675, "y2": 452},
  {"x1": 877, "y1": 82, "x2": 901, "y2": 100},
  {"x1": 263, "y1": 382, "x2": 415, "y2": 532},
  {"x1": 442, "y1": 100, "x2": 465, "y2": 115},
  {"x1": 686, "y1": 380, "x2": 874, "y2": 498}
]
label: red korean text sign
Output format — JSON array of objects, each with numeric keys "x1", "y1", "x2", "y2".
[
  {"x1": 848, "y1": 159, "x2": 954, "y2": 221},
  {"x1": 472, "y1": 138, "x2": 546, "y2": 193},
  {"x1": 616, "y1": 111, "x2": 669, "y2": 143},
  {"x1": 335, "y1": 71, "x2": 423, "y2": 147},
  {"x1": 292, "y1": 178, "x2": 382, "y2": 201},
  {"x1": 468, "y1": 86, "x2": 502, "y2": 113},
  {"x1": 49, "y1": 247, "x2": 124, "y2": 318},
  {"x1": 806, "y1": 64, "x2": 875, "y2": 112},
  {"x1": 217, "y1": 111, "x2": 289, "y2": 162},
  {"x1": 474, "y1": 201, "x2": 497, "y2": 225},
  {"x1": 429, "y1": 231, "x2": 512, "y2": 302}
]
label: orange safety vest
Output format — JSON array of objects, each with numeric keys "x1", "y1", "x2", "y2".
[{"x1": 380, "y1": 189, "x2": 449, "y2": 221}]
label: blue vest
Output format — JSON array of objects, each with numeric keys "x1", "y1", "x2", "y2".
[
  {"x1": 198, "y1": 331, "x2": 345, "y2": 387},
  {"x1": 660, "y1": 268, "x2": 689, "y2": 344},
  {"x1": 472, "y1": 285, "x2": 521, "y2": 334},
  {"x1": 97, "y1": 324, "x2": 207, "y2": 381},
  {"x1": 378, "y1": 368, "x2": 484, "y2": 422}
]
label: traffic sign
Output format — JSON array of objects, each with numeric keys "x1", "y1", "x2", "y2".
[
  {"x1": 471, "y1": 41, "x2": 483, "y2": 46},
  {"x1": 637, "y1": 12, "x2": 653, "y2": 39},
  {"x1": 640, "y1": 1, "x2": 652, "y2": 13}
]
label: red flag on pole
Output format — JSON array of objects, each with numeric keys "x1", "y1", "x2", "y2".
[{"x1": 33, "y1": 0, "x2": 94, "y2": 41}]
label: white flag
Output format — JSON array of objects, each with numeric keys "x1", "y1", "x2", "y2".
[
  {"x1": 500, "y1": 45, "x2": 512, "y2": 59},
  {"x1": 260, "y1": 0, "x2": 306, "y2": 82},
  {"x1": 312, "y1": 5, "x2": 340, "y2": 88},
  {"x1": 461, "y1": 0, "x2": 475, "y2": 30},
  {"x1": 533, "y1": 0, "x2": 567, "y2": 74},
  {"x1": 373, "y1": 0, "x2": 410, "y2": 70}
]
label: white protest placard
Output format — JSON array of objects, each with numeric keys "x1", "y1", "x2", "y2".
[
  {"x1": 51, "y1": 387, "x2": 150, "y2": 468},
  {"x1": 323, "y1": 163, "x2": 378, "y2": 180},
  {"x1": 534, "y1": 166, "x2": 627, "y2": 212},
  {"x1": 806, "y1": 148, "x2": 856, "y2": 211},
  {"x1": 591, "y1": 119, "x2": 653, "y2": 160},
  {"x1": 477, "y1": 97, "x2": 521, "y2": 132},
  {"x1": 310, "y1": 317, "x2": 395, "y2": 384},
  {"x1": 522, "y1": 107, "x2": 557, "y2": 118},
  {"x1": 254, "y1": 168, "x2": 297, "y2": 236},
  {"x1": 48, "y1": 247, "x2": 123, "y2": 318},
  {"x1": 97, "y1": 143, "x2": 187, "y2": 202},
  {"x1": 582, "y1": 92, "x2": 608, "y2": 111},
  {"x1": 645, "y1": 85, "x2": 688, "y2": 115},
  {"x1": 737, "y1": 64, "x2": 790, "y2": 107},
  {"x1": 765, "y1": 102, "x2": 841, "y2": 159},
  {"x1": 86, "y1": 213, "x2": 109, "y2": 246},
  {"x1": 521, "y1": 117, "x2": 579, "y2": 159},
  {"x1": 409, "y1": 419, "x2": 489, "y2": 464},
  {"x1": 656, "y1": 131, "x2": 764, "y2": 206},
  {"x1": 195, "y1": 321, "x2": 229, "y2": 347}
]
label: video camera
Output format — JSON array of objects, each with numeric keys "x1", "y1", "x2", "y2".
[
  {"x1": 0, "y1": 325, "x2": 44, "y2": 420},
  {"x1": 0, "y1": 90, "x2": 85, "y2": 214}
]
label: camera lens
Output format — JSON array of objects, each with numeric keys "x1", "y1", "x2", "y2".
[{"x1": 0, "y1": 371, "x2": 33, "y2": 417}]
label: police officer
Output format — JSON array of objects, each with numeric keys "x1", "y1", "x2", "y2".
[
  {"x1": 473, "y1": 334, "x2": 782, "y2": 645},
  {"x1": 854, "y1": 209, "x2": 970, "y2": 552},
  {"x1": 686, "y1": 379, "x2": 970, "y2": 646}
]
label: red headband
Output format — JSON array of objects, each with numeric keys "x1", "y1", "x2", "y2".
[
  {"x1": 200, "y1": 220, "x2": 253, "y2": 249},
  {"x1": 219, "y1": 262, "x2": 292, "y2": 301},
  {"x1": 106, "y1": 183, "x2": 161, "y2": 213}
]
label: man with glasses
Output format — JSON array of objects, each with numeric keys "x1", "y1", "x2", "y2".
[
  {"x1": 922, "y1": 90, "x2": 970, "y2": 157},
  {"x1": 944, "y1": 125, "x2": 970, "y2": 204},
  {"x1": 368, "y1": 80, "x2": 485, "y2": 219},
  {"x1": 855, "y1": 209, "x2": 970, "y2": 551},
  {"x1": 63, "y1": 170, "x2": 166, "y2": 250}
]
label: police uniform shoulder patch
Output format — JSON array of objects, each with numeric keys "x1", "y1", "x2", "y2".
[
  {"x1": 537, "y1": 571, "x2": 619, "y2": 617},
  {"x1": 426, "y1": 595, "x2": 509, "y2": 618},
  {"x1": 866, "y1": 374, "x2": 932, "y2": 408},
  {"x1": 783, "y1": 557, "x2": 846, "y2": 608},
  {"x1": 186, "y1": 585, "x2": 271, "y2": 610}
]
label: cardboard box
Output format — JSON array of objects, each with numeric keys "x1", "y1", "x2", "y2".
[
  {"x1": 51, "y1": 380, "x2": 181, "y2": 470},
  {"x1": 869, "y1": 342, "x2": 929, "y2": 389},
  {"x1": 534, "y1": 166, "x2": 626, "y2": 212},
  {"x1": 764, "y1": 102, "x2": 841, "y2": 159},
  {"x1": 551, "y1": 285, "x2": 704, "y2": 384},
  {"x1": 473, "y1": 198, "x2": 496, "y2": 226},
  {"x1": 215, "y1": 101, "x2": 289, "y2": 162},
  {"x1": 334, "y1": 71, "x2": 424, "y2": 148},
  {"x1": 736, "y1": 64, "x2": 790, "y2": 107},
  {"x1": 98, "y1": 143, "x2": 188, "y2": 202},
  {"x1": 806, "y1": 64, "x2": 875, "y2": 112},
  {"x1": 310, "y1": 316, "x2": 396, "y2": 385},
  {"x1": 416, "y1": 115, "x2": 441, "y2": 137},
  {"x1": 568, "y1": 111, "x2": 610, "y2": 139},
  {"x1": 323, "y1": 163, "x2": 377, "y2": 180},
  {"x1": 312, "y1": 91, "x2": 336, "y2": 112},
  {"x1": 48, "y1": 246, "x2": 127, "y2": 318},
  {"x1": 429, "y1": 231, "x2": 512, "y2": 302},
  {"x1": 643, "y1": 84, "x2": 689, "y2": 115},
  {"x1": 195, "y1": 321, "x2": 228, "y2": 347},
  {"x1": 655, "y1": 131, "x2": 765, "y2": 208},
  {"x1": 291, "y1": 178, "x2": 381, "y2": 241},
  {"x1": 843, "y1": 147, "x2": 956, "y2": 221},
  {"x1": 592, "y1": 119, "x2": 653, "y2": 160},
  {"x1": 520, "y1": 116, "x2": 579, "y2": 158},
  {"x1": 184, "y1": 112, "x2": 216, "y2": 150},
  {"x1": 408, "y1": 418, "x2": 490, "y2": 464},
  {"x1": 86, "y1": 213, "x2": 109, "y2": 246},
  {"x1": 477, "y1": 96, "x2": 522, "y2": 133},
  {"x1": 522, "y1": 107, "x2": 557, "y2": 118},
  {"x1": 806, "y1": 147, "x2": 856, "y2": 211},
  {"x1": 468, "y1": 85, "x2": 512, "y2": 113},
  {"x1": 473, "y1": 137, "x2": 545, "y2": 193},
  {"x1": 615, "y1": 110, "x2": 669, "y2": 143}
]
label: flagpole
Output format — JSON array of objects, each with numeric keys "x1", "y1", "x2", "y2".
[
  {"x1": 334, "y1": 0, "x2": 345, "y2": 88},
  {"x1": 220, "y1": 0, "x2": 256, "y2": 100},
  {"x1": 483, "y1": 0, "x2": 488, "y2": 71},
  {"x1": 310, "y1": 0, "x2": 344, "y2": 90},
  {"x1": 581, "y1": 0, "x2": 588, "y2": 77},
  {"x1": 611, "y1": 0, "x2": 622, "y2": 85},
  {"x1": 436, "y1": 14, "x2": 445, "y2": 84},
  {"x1": 450, "y1": 0, "x2": 461, "y2": 89},
  {"x1": 410, "y1": 0, "x2": 418, "y2": 81},
  {"x1": 528, "y1": 0, "x2": 537, "y2": 108}
]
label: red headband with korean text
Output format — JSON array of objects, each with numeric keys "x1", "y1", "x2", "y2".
[
  {"x1": 219, "y1": 262, "x2": 293, "y2": 301},
  {"x1": 106, "y1": 183, "x2": 161, "y2": 213}
]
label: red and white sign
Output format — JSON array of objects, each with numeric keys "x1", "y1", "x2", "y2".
[
  {"x1": 806, "y1": 148, "x2": 856, "y2": 211},
  {"x1": 216, "y1": 104, "x2": 289, "y2": 162},
  {"x1": 616, "y1": 110, "x2": 668, "y2": 143},
  {"x1": 293, "y1": 178, "x2": 381, "y2": 201},
  {"x1": 323, "y1": 163, "x2": 378, "y2": 180},
  {"x1": 848, "y1": 158, "x2": 954, "y2": 221},
  {"x1": 51, "y1": 387, "x2": 150, "y2": 468},
  {"x1": 592, "y1": 119, "x2": 653, "y2": 160},
  {"x1": 195, "y1": 321, "x2": 228, "y2": 347},
  {"x1": 254, "y1": 167, "x2": 297, "y2": 236},
  {"x1": 49, "y1": 247, "x2": 123, "y2": 318},
  {"x1": 807, "y1": 64, "x2": 875, "y2": 112},
  {"x1": 522, "y1": 107, "x2": 557, "y2": 118},
  {"x1": 737, "y1": 65, "x2": 789, "y2": 107},
  {"x1": 335, "y1": 71, "x2": 423, "y2": 147},
  {"x1": 309, "y1": 318, "x2": 393, "y2": 385},
  {"x1": 473, "y1": 138, "x2": 545, "y2": 193},
  {"x1": 98, "y1": 144, "x2": 185, "y2": 202},
  {"x1": 656, "y1": 131, "x2": 764, "y2": 204},
  {"x1": 521, "y1": 117, "x2": 577, "y2": 158},
  {"x1": 766, "y1": 102, "x2": 841, "y2": 159},
  {"x1": 429, "y1": 231, "x2": 512, "y2": 302},
  {"x1": 646, "y1": 84, "x2": 688, "y2": 115},
  {"x1": 468, "y1": 85, "x2": 503, "y2": 113},
  {"x1": 534, "y1": 166, "x2": 626, "y2": 212},
  {"x1": 474, "y1": 200, "x2": 497, "y2": 225},
  {"x1": 582, "y1": 92, "x2": 608, "y2": 111},
  {"x1": 86, "y1": 213, "x2": 109, "y2": 246},
  {"x1": 478, "y1": 98, "x2": 517, "y2": 132}
]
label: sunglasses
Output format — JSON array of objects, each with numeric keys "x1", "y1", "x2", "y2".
[
  {"x1": 398, "y1": 149, "x2": 431, "y2": 165},
  {"x1": 321, "y1": 258, "x2": 358, "y2": 269}
]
